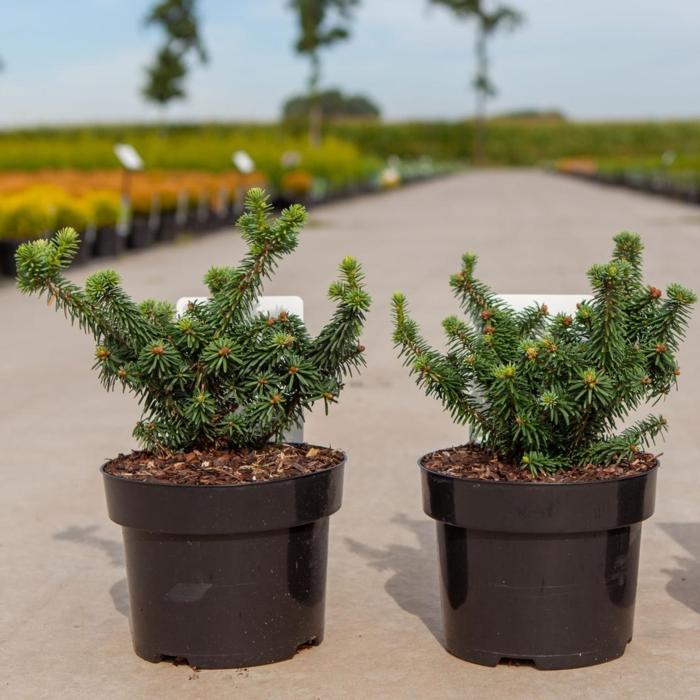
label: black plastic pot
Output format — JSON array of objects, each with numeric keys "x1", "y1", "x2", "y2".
[
  {"x1": 102, "y1": 450, "x2": 345, "y2": 669},
  {"x1": 420, "y1": 458, "x2": 658, "y2": 670},
  {"x1": 185, "y1": 207, "x2": 211, "y2": 234},
  {"x1": 0, "y1": 239, "x2": 24, "y2": 276},
  {"x1": 92, "y1": 227, "x2": 125, "y2": 258},
  {"x1": 127, "y1": 216, "x2": 156, "y2": 249},
  {"x1": 201, "y1": 207, "x2": 225, "y2": 233},
  {"x1": 72, "y1": 228, "x2": 96, "y2": 266},
  {"x1": 156, "y1": 211, "x2": 178, "y2": 242}
]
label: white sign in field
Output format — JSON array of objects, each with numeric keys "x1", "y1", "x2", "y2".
[
  {"x1": 232, "y1": 150, "x2": 256, "y2": 174},
  {"x1": 113, "y1": 143, "x2": 144, "y2": 171}
]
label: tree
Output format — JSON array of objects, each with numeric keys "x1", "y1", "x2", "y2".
[
  {"x1": 392, "y1": 232, "x2": 696, "y2": 474},
  {"x1": 142, "y1": 46, "x2": 187, "y2": 106},
  {"x1": 16, "y1": 189, "x2": 371, "y2": 454},
  {"x1": 288, "y1": 0, "x2": 359, "y2": 146},
  {"x1": 282, "y1": 88, "x2": 381, "y2": 122},
  {"x1": 430, "y1": 0, "x2": 523, "y2": 164},
  {"x1": 142, "y1": 0, "x2": 208, "y2": 113}
]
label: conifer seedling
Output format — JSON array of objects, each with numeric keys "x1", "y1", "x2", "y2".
[
  {"x1": 392, "y1": 232, "x2": 695, "y2": 475},
  {"x1": 16, "y1": 188, "x2": 370, "y2": 454}
]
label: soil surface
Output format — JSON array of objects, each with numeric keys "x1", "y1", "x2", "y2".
[
  {"x1": 104, "y1": 443, "x2": 344, "y2": 486},
  {"x1": 421, "y1": 444, "x2": 658, "y2": 483}
]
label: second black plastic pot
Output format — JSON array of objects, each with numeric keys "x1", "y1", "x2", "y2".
[
  {"x1": 420, "y1": 456, "x2": 657, "y2": 670},
  {"x1": 72, "y1": 228, "x2": 96, "y2": 266},
  {"x1": 156, "y1": 211, "x2": 178, "y2": 242},
  {"x1": 127, "y1": 216, "x2": 156, "y2": 249},
  {"x1": 102, "y1": 449, "x2": 345, "y2": 669},
  {"x1": 0, "y1": 239, "x2": 24, "y2": 276},
  {"x1": 92, "y1": 227, "x2": 125, "y2": 258}
]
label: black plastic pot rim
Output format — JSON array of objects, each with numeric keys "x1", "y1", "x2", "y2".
[
  {"x1": 418, "y1": 447, "x2": 659, "y2": 488},
  {"x1": 101, "y1": 442, "x2": 346, "y2": 490}
]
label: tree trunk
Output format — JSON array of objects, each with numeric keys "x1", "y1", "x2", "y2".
[
  {"x1": 158, "y1": 105, "x2": 168, "y2": 138},
  {"x1": 309, "y1": 102, "x2": 322, "y2": 148},
  {"x1": 308, "y1": 51, "x2": 322, "y2": 147},
  {"x1": 473, "y1": 28, "x2": 487, "y2": 166}
]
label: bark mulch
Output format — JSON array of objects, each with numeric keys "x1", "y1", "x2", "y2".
[
  {"x1": 104, "y1": 443, "x2": 344, "y2": 486},
  {"x1": 421, "y1": 444, "x2": 658, "y2": 483}
]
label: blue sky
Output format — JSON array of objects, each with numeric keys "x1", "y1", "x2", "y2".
[{"x1": 1, "y1": 0, "x2": 699, "y2": 126}]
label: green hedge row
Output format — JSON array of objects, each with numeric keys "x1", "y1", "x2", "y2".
[
  {"x1": 330, "y1": 120, "x2": 700, "y2": 164},
  {"x1": 2, "y1": 119, "x2": 700, "y2": 171}
]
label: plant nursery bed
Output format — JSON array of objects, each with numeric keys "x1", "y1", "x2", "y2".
[
  {"x1": 105, "y1": 443, "x2": 344, "y2": 486},
  {"x1": 421, "y1": 444, "x2": 657, "y2": 483}
]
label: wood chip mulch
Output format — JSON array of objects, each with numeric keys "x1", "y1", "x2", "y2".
[
  {"x1": 104, "y1": 443, "x2": 344, "y2": 486},
  {"x1": 421, "y1": 444, "x2": 658, "y2": 483}
]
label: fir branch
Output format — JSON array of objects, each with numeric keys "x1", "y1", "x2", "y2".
[
  {"x1": 516, "y1": 302, "x2": 550, "y2": 337},
  {"x1": 587, "y1": 260, "x2": 632, "y2": 373},
  {"x1": 449, "y1": 252, "x2": 502, "y2": 323},
  {"x1": 207, "y1": 188, "x2": 306, "y2": 336},
  {"x1": 612, "y1": 231, "x2": 644, "y2": 291},
  {"x1": 649, "y1": 283, "x2": 697, "y2": 352},
  {"x1": 15, "y1": 193, "x2": 370, "y2": 453},
  {"x1": 393, "y1": 232, "x2": 695, "y2": 472},
  {"x1": 392, "y1": 293, "x2": 488, "y2": 429},
  {"x1": 85, "y1": 270, "x2": 156, "y2": 354},
  {"x1": 16, "y1": 230, "x2": 138, "y2": 357},
  {"x1": 310, "y1": 256, "x2": 371, "y2": 377},
  {"x1": 581, "y1": 415, "x2": 668, "y2": 464}
]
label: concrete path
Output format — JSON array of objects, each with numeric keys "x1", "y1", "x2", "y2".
[{"x1": 1, "y1": 170, "x2": 699, "y2": 699}]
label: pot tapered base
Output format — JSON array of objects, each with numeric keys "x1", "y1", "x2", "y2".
[
  {"x1": 435, "y1": 521, "x2": 642, "y2": 670},
  {"x1": 122, "y1": 521, "x2": 329, "y2": 669},
  {"x1": 445, "y1": 642, "x2": 630, "y2": 670},
  {"x1": 135, "y1": 636, "x2": 323, "y2": 670}
]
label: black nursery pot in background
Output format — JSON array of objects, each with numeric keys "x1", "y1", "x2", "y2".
[
  {"x1": 102, "y1": 453, "x2": 345, "y2": 669},
  {"x1": 92, "y1": 227, "x2": 125, "y2": 258},
  {"x1": 156, "y1": 211, "x2": 178, "y2": 242},
  {"x1": 420, "y1": 460, "x2": 658, "y2": 670},
  {"x1": 127, "y1": 216, "x2": 156, "y2": 249},
  {"x1": 0, "y1": 239, "x2": 24, "y2": 276},
  {"x1": 72, "y1": 228, "x2": 96, "y2": 266}
]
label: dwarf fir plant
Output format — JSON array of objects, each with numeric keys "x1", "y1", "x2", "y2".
[
  {"x1": 16, "y1": 188, "x2": 370, "y2": 454},
  {"x1": 392, "y1": 233, "x2": 695, "y2": 474}
]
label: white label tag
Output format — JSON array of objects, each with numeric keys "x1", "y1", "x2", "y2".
[
  {"x1": 232, "y1": 150, "x2": 255, "y2": 174},
  {"x1": 113, "y1": 143, "x2": 144, "y2": 171},
  {"x1": 175, "y1": 295, "x2": 303, "y2": 321},
  {"x1": 497, "y1": 294, "x2": 592, "y2": 316}
]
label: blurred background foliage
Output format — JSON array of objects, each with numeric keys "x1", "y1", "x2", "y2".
[
  {"x1": 4, "y1": 118, "x2": 700, "y2": 171},
  {"x1": 1, "y1": 0, "x2": 699, "y2": 252}
]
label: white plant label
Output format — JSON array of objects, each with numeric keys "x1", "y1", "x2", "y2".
[
  {"x1": 232, "y1": 150, "x2": 255, "y2": 174},
  {"x1": 113, "y1": 143, "x2": 144, "y2": 171},
  {"x1": 497, "y1": 294, "x2": 592, "y2": 316}
]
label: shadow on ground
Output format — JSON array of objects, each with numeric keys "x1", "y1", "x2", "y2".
[
  {"x1": 54, "y1": 525, "x2": 128, "y2": 616},
  {"x1": 658, "y1": 522, "x2": 700, "y2": 614},
  {"x1": 346, "y1": 513, "x2": 442, "y2": 643}
]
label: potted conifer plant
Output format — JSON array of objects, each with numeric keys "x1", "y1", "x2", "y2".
[
  {"x1": 16, "y1": 188, "x2": 370, "y2": 669},
  {"x1": 392, "y1": 232, "x2": 695, "y2": 669}
]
